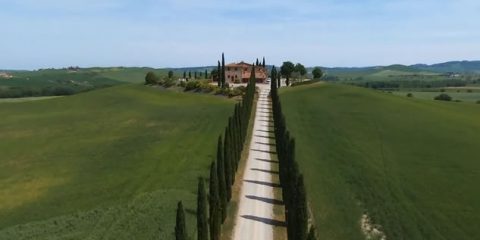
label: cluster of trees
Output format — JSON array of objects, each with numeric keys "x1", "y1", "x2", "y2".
[
  {"x1": 175, "y1": 67, "x2": 257, "y2": 240},
  {"x1": 280, "y1": 61, "x2": 308, "y2": 86},
  {"x1": 350, "y1": 79, "x2": 468, "y2": 90},
  {"x1": 182, "y1": 70, "x2": 209, "y2": 81},
  {"x1": 0, "y1": 86, "x2": 77, "y2": 98},
  {"x1": 255, "y1": 57, "x2": 266, "y2": 68},
  {"x1": 270, "y1": 67, "x2": 317, "y2": 240},
  {"x1": 213, "y1": 53, "x2": 227, "y2": 88}
]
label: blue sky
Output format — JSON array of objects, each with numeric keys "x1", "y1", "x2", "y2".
[{"x1": 1, "y1": 0, "x2": 479, "y2": 69}]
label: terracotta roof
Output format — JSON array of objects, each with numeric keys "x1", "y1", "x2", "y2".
[{"x1": 226, "y1": 61, "x2": 253, "y2": 67}]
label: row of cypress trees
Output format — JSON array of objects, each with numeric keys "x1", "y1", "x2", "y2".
[
  {"x1": 270, "y1": 66, "x2": 317, "y2": 240},
  {"x1": 175, "y1": 65, "x2": 257, "y2": 240}
]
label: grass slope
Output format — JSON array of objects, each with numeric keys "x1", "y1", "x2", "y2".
[
  {"x1": 280, "y1": 83, "x2": 480, "y2": 239},
  {"x1": 0, "y1": 85, "x2": 234, "y2": 239}
]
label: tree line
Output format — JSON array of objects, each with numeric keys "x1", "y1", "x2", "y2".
[
  {"x1": 271, "y1": 66, "x2": 317, "y2": 240},
  {"x1": 279, "y1": 61, "x2": 323, "y2": 86},
  {"x1": 174, "y1": 65, "x2": 257, "y2": 240}
]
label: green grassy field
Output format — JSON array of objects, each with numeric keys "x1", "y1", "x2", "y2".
[
  {"x1": 392, "y1": 90, "x2": 480, "y2": 103},
  {"x1": 0, "y1": 84, "x2": 234, "y2": 239},
  {"x1": 280, "y1": 83, "x2": 480, "y2": 239}
]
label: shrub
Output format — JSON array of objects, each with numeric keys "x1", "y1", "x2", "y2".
[
  {"x1": 185, "y1": 81, "x2": 201, "y2": 91},
  {"x1": 145, "y1": 72, "x2": 159, "y2": 85},
  {"x1": 476, "y1": 100, "x2": 480, "y2": 104},
  {"x1": 434, "y1": 93, "x2": 452, "y2": 101},
  {"x1": 406, "y1": 93, "x2": 413, "y2": 97}
]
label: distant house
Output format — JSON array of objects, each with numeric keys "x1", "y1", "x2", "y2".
[
  {"x1": 224, "y1": 62, "x2": 267, "y2": 83},
  {"x1": 0, "y1": 72, "x2": 13, "y2": 79}
]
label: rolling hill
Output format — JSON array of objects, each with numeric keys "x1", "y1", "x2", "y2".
[
  {"x1": 279, "y1": 83, "x2": 480, "y2": 239},
  {"x1": 0, "y1": 84, "x2": 235, "y2": 239}
]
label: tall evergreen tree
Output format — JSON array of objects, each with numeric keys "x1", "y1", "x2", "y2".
[
  {"x1": 277, "y1": 73, "x2": 281, "y2": 87},
  {"x1": 197, "y1": 178, "x2": 208, "y2": 240},
  {"x1": 205, "y1": 69, "x2": 208, "y2": 79},
  {"x1": 217, "y1": 61, "x2": 221, "y2": 87},
  {"x1": 221, "y1": 53, "x2": 226, "y2": 88},
  {"x1": 175, "y1": 201, "x2": 187, "y2": 240},
  {"x1": 209, "y1": 162, "x2": 221, "y2": 240},
  {"x1": 189, "y1": 71, "x2": 192, "y2": 79},
  {"x1": 295, "y1": 175, "x2": 308, "y2": 240},
  {"x1": 183, "y1": 71, "x2": 186, "y2": 79},
  {"x1": 216, "y1": 136, "x2": 228, "y2": 222},
  {"x1": 224, "y1": 126, "x2": 233, "y2": 193},
  {"x1": 256, "y1": 58, "x2": 259, "y2": 66},
  {"x1": 262, "y1": 57, "x2": 266, "y2": 68}
]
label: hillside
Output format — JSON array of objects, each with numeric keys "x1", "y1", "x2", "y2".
[
  {"x1": 279, "y1": 83, "x2": 480, "y2": 239},
  {"x1": 0, "y1": 85, "x2": 234, "y2": 239},
  {"x1": 412, "y1": 61, "x2": 480, "y2": 73}
]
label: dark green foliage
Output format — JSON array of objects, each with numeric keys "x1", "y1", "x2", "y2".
[
  {"x1": 434, "y1": 93, "x2": 452, "y2": 101},
  {"x1": 271, "y1": 76, "x2": 312, "y2": 240},
  {"x1": 205, "y1": 69, "x2": 208, "y2": 79},
  {"x1": 168, "y1": 70, "x2": 174, "y2": 79},
  {"x1": 295, "y1": 63, "x2": 307, "y2": 76},
  {"x1": 294, "y1": 175, "x2": 308, "y2": 240},
  {"x1": 271, "y1": 66, "x2": 277, "y2": 89},
  {"x1": 312, "y1": 67, "x2": 323, "y2": 79},
  {"x1": 281, "y1": 61, "x2": 295, "y2": 86},
  {"x1": 183, "y1": 71, "x2": 187, "y2": 79},
  {"x1": 197, "y1": 178, "x2": 209, "y2": 240},
  {"x1": 175, "y1": 201, "x2": 187, "y2": 240},
  {"x1": 262, "y1": 57, "x2": 266, "y2": 68},
  {"x1": 307, "y1": 226, "x2": 317, "y2": 240},
  {"x1": 221, "y1": 53, "x2": 226, "y2": 88},
  {"x1": 209, "y1": 162, "x2": 221, "y2": 240},
  {"x1": 407, "y1": 93, "x2": 413, "y2": 97},
  {"x1": 189, "y1": 72, "x2": 192, "y2": 79},
  {"x1": 256, "y1": 58, "x2": 259, "y2": 66},
  {"x1": 216, "y1": 136, "x2": 228, "y2": 222},
  {"x1": 145, "y1": 71, "x2": 159, "y2": 85},
  {"x1": 223, "y1": 127, "x2": 233, "y2": 199},
  {"x1": 217, "y1": 61, "x2": 221, "y2": 87}
]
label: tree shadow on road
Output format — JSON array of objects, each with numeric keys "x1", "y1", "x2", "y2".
[
  {"x1": 241, "y1": 215, "x2": 286, "y2": 227},
  {"x1": 245, "y1": 195, "x2": 284, "y2": 205},
  {"x1": 255, "y1": 158, "x2": 278, "y2": 164},
  {"x1": 250, "y1": 168, "x2": 279, "y2": 175},
  {"x1": 244, "y1": 179, "x2": 281, "y2": 188},
  {"x1": 251, "y1": 148, "x2": 277, "y2": 154}
]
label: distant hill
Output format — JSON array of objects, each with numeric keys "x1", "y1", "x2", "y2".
[{"x1": 410, "y1": 61, "x2": 480, "y2": 73}]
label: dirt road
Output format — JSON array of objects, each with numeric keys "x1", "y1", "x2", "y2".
[{"x1": 232, "y1": 85, "x2": 286, "y2": 240}]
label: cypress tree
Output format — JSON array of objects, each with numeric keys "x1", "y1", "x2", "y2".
[
  {"x1": 295, "y1": 175, "x2": 308, "y2": 240},
  {"x1": 307, "y1": 226, "x2": 317, "y2": 240},
  {"x1": 216, "y1": 136, "x2": 228, "y2": 222},
  {"x1": 175, "y1": 201, "x2": 187, "y2": 240},
  {"x1": 224, "y1": 127, "x2": 232, "y2": 200},
  {"x1": 262, "y1": 57, "x2": 266, "y2": 68},
  {"x1": 205, "y1": 69, "x2": 208, "y2": 79},
  {"x1": 209, "y1": 162, "x2": 221, "y2": 240},
  {"x1": 278, "y1": 73, "x2": 281, "y2": 87},
  {"x1": 221, "y1": 53, "x2": 226, "y2": 88},
  {"x1": 256, "y1": 58, "x2": 259, "y2": 66},
  {"x1": 183, "y1": 71, "x2": 186, "y2": 79},
  {"x1": 197, "y1": 178, "x2": 209, "y2": 240},
  {"x1": 217, "y1": 61, "x2": 221, "y2": 87},
  {"x1": 189, "y1": 71, "x2": 192, "y2": 79}
]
